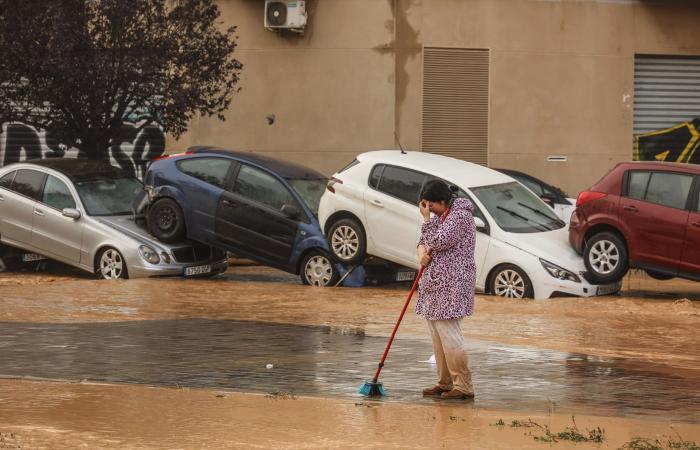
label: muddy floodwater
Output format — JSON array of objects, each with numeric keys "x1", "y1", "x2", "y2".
[{"x1": 0, "y1": 265, "x2": 699, "y2": 448}]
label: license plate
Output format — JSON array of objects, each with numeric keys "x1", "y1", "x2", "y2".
[
  {"x1": 22, "y1": 253, "x2": 46, "y2": 262},
  {"x1": 396, "y1": 271, "x2": 416, "y2": 282},
  {"x1": 184, "y1": 264, "x2": 211, "y2": 276},
  {"x1": 596, "y1": 283, "x2": 620, "y2": 296}
]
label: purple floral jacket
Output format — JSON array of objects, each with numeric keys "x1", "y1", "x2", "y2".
[{"x1": 416, "y1": 198, "x2": 476, "y2": 321}]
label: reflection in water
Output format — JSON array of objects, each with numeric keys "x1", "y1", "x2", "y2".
[{"x1": 0, "y1": 319, "x2": 698, "y2": 422}]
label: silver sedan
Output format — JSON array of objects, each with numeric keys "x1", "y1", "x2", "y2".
[{"x1": 0, "y1": 159, "x2": 228, "y2": 279}]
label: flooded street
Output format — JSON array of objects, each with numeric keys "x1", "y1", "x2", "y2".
[{"x1": 1, "y1": 265, "x2": 699, "y2": 448}]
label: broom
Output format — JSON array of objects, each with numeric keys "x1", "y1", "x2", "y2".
[{"x1": 359, "y1": 203, "x2": 452, "y2": 396}]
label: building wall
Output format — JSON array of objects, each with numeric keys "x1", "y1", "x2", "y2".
[
  {"x1": 172, "y1": 0, "x2": 397, "y2": 176},
  {"x1": 174, "y1": 0, "x2": 700, "y2": 195}
]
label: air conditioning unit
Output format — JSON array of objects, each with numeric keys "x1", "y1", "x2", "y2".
[{"x1": 264, "y1": 0, "x2": 307, "y2": 33}]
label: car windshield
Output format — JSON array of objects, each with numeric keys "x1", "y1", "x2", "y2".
[
  {"x1": 286, "y1": 178, "x2": 327, "y2": 216},
  {"x1": 75, "y1": 177, "x2": 143, "y2": 216},
  {"x1": 471, "y1": 182, "x2": 565, "y2": 233}
]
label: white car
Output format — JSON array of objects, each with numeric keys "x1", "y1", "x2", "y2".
[{"x1": 318, "y1": 151, "x2": 620, "y2": 299}]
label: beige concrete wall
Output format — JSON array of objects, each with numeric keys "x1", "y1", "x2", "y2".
[
  {"x1": 171, "y1": 0, "x2": 397, "y2": 175},
  {"x1": 395, "y1": 0, "x2": 700, "y2": 195},
  {"x1": 175, "y1": 0, "x2": 700, "y2": 195}
]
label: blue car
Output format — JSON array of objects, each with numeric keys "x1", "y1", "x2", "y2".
[{"x1": 135, "y1": 146, "x2": 339, "y2": 286}]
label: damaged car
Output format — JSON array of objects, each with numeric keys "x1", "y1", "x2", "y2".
[
  {"x1": 135, "y1": 146, "x2": 339, "y2": 286},
  {"x1": 0, "y1": 159, "x2": 228, "y2": 279}
]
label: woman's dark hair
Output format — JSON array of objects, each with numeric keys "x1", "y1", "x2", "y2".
[{"x1": 420, "y1": 179, "x2": 452, "y2": 203}]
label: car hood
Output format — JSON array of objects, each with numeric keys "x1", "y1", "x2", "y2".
[
  {"x1": 96, "y1": 215, "x2": 175, "y2": 252},
  {"x1": 502, "y1": 226, "x2": 585, "y2": 274}
]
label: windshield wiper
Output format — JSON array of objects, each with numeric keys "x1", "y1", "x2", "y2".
[
  {"x1": 496, "y1": 206, "x2": 551, "y2": 232},
  {"x1": 516, "y1": 202, "x2": 563, "y2": 228}
]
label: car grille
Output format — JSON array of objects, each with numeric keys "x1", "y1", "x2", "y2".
[{"x1": 172, "y1": 245, "x2": 213, "y2": 263}]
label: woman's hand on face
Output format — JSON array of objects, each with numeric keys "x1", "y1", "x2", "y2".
[
  {"x1": 420, "y1": 253, "x2": 432, "y2": 267},
  {"x1": 419, "y1": 200, "x2": 431, "y2": 220}
]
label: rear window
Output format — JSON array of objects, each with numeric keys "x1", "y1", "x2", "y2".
[
  {"x1": 369, "y1": 165, "x2": 383, "y2": 189},
  {"x1": 376, "y1": 165, "x2": 426, "y2": 204},
  {"x1": 11, "y1": 169, "x2": 46, "y2": 200},
  {"x1": 177, "y1": 158, "x2": 231, "y2": 189},
  {"x1": 0, "y1": 171, "x2": 16, "y2": 189},
  {"x1": 625, "y1": 170, "x2": 694, "y2": 210}
]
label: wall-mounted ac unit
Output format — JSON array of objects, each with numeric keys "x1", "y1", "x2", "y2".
[{"x1": 264, "y1": 0, "x2": 307, "y2": 33}]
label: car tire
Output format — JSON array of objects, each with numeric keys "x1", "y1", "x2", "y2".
[
  {"x1": 583, "y1": 232, "x2": 629, "y2": 284},
  {"x1": 147, "y1": 198, "x2": 186, "y2": 243},
  {"x1": 300, "y1": 250, "x2": 340, "y2": 287},
  {"x1": 488, "y1": 264, "x2": 534, "y2": 299},
  {"x1": 645, "y1": 270, "x2": 674, "y2": 281},
  {"x1": 327, "y1": 218, "x2": 366, "y2": 265},
  {"x1": 96, "y1": 247, "x2": 128, "y2": 280}
]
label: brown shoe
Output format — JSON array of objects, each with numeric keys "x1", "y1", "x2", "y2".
[
  {"x1": 440, "y1": 389, "x2": 475, "y2": 400},
  {"x1": 422, "y1": 385, "x2": 451, "y2": 396}
]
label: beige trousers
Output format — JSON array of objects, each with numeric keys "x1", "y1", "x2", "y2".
[{"x1": 426, "y1": 318, "x2": 473, "y2": 394}]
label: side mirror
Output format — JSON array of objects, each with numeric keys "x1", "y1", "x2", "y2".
[
  {"x1": 474, "y1": 216, "x2": 487, "y2": 232},
  {"x1": 281, "y1": 204, "x2": 300, "y2": 220},
  {"x1": 62, "y1": 208, "x2": 81, "y2": 220}
]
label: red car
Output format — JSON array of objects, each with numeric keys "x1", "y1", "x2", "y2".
[{"x1": 569, "y1": 161, "x2": 700, "y2": 284}]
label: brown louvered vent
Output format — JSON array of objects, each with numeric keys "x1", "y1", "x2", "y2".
[{"x1": 422, "y1": 47, "x2": 489, "y2": 166}]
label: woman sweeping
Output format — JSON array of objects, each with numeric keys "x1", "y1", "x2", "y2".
[{"x1": 416, "y1": 180, "x2": 477, "y2": 400}]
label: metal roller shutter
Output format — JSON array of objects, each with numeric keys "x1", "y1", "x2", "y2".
[
  {"x1": 634, "y1": 55, "x2": 700, "y2": 164},
  {"x1": 422, "y1": 47, "x2": 489, "y2": 166},
  {"x1": 634, "y1": 54, "x2": 700, "y2": 134}
]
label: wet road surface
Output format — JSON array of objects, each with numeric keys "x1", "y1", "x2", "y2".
[
  {"x1": 1, "y1": 264, "x2": 699, "y2": 428},
  {"x1": 1, "y1": 317, "x2": 698, "y2": 422}
]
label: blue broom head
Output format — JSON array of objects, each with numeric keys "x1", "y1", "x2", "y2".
[{"x1": 359, "y1": 381, "x2": 385, "y2": 396}]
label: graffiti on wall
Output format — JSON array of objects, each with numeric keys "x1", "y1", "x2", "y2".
[
  {"x1": 635, "y1": 119, "x2": 700, "y2": 164},
  {"x1": 0, "y1": 122, "x2": 166, "y2": 179}
]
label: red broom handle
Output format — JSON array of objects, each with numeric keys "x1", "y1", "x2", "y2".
[{"x1": 371, "y1": 207, "x2": 451, "y2": 383}]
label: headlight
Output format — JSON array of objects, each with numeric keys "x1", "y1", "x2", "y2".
[
  {"x1": 139, "y1": 245, "x2": 160, "y2": 264},
  {"x1": 540, "y1": 259, "x2": 581, "y2": 283}
]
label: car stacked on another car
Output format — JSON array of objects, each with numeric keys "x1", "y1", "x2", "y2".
[
  {"x1": 319, "y1": 150, "x2": 621, "y2": 299},
  {"x1": 136, "y1": 146, "x2": 339, "y2": 286},
  {"x1": 0, "y1": 159, "x2": 228, "y2": 279},
  {"x1": 569, "y1": 161, "x2": 700, "y2": 284},
  {"x1": 494, "y1": 168, "x2": 576, "y2": 222}
]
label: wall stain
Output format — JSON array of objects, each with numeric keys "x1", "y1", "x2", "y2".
[{"x1": 393, "y1": 0, "x2": 421, "y2": 148}]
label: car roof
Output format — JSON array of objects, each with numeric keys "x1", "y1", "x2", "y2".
[
  {"x1": 15, "y1": 158, "x2": 133, "y2": 181},
  {"x1": 356, "y1": 150, "x2": 513, "y2": 188},
  {"x1": 188, "y1": 146, "x2": 326, "y2": 180},
  {"x1": 615, "y1": 160, "x2": 700, "y2": 173}
]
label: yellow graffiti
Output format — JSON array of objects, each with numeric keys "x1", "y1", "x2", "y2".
[
  {"x1": 654, "y1": 150, "x2": 670, "y2": 161},
  {"x1": 635, "y1": 121, "x2": 700, "y2": 164}
]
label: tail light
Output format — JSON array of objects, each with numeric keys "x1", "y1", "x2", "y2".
[
  {"x1": 576, "y1": 191, "x2": 607, "y2": 207},
  {"x1": 327, "y1": 176, "x2": 343, "y2": 193}
]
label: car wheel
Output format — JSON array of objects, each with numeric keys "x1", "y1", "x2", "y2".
[
  {"x1": 147, "y1": 198, "x2": 186, "y2": 243},
  {"x1": 300, "y1": 251, "x2": 340, "y2": 287},
  {"x1": 583, "y1": 232, "x2": 629, "y2": 284},
  {"x1": 489, "y1": 264, "x2": 534, "y2": 299},
  {"x1": 327, "y1": 218, "x2": 366, "y2": 265},
  {"x1": 645, "y1": 270, "x2": 674, "y2": 281},
  {"x1": 96, "y1": 248, "x2": 128, "y2": 280}
]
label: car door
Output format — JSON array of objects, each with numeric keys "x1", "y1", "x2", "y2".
[
  {"x1": 0, "y1": 169, "x2": 46, "y2": 246},
  {"x1": 680, "y1": 177, "x2": 700, "y2": 275},
  {"x1": 216, "y1": 163, "x2": 300, "y2": 268},
  {"x1": 363, "y1": 165, "x2": 426, "y2": 266},
  {"x1": 31, "y1": 174, "x2": 83, "y2": 263},
  {"x1": 620, "y1": 170, "x2": 693, "y2": 270},
  {"x1": 175, "y1": 157, "x2": 234, "y2": 242}
]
